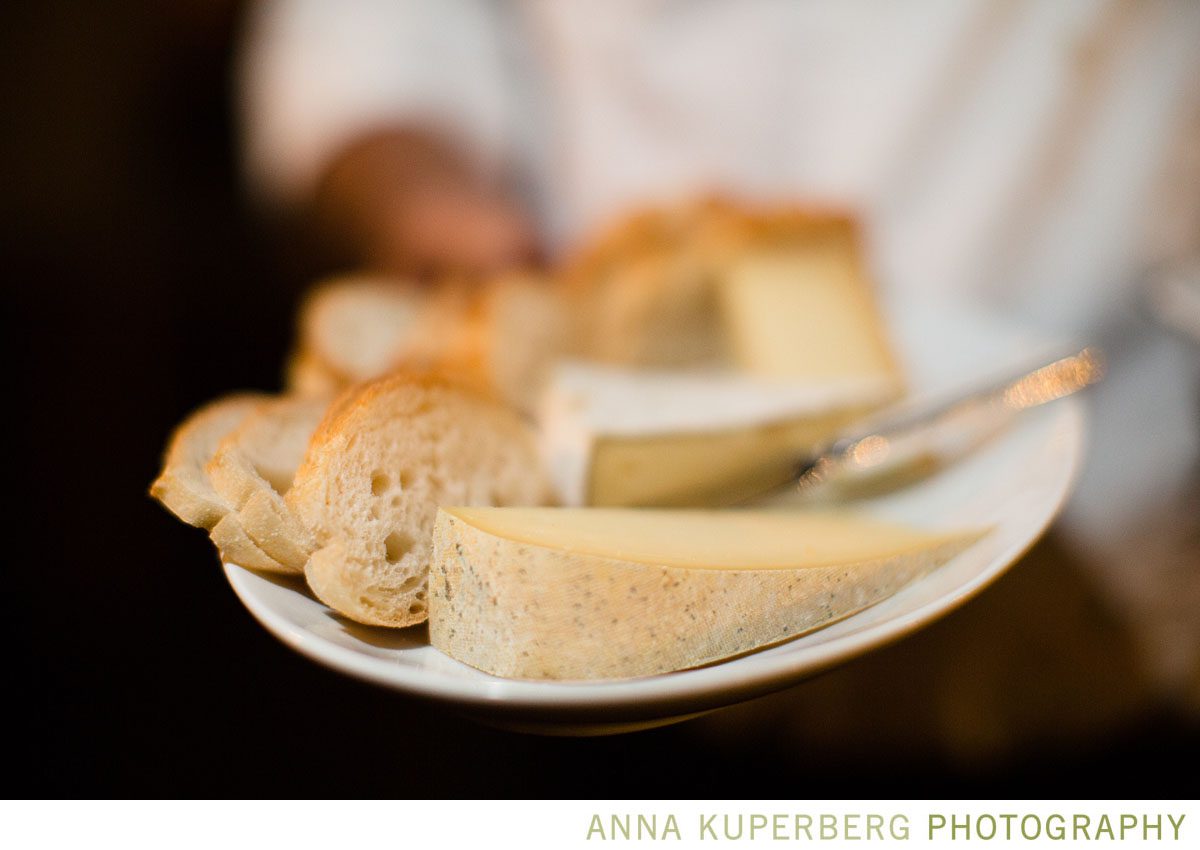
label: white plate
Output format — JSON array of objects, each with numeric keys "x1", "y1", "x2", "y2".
[{"x1": 225, "y1": 298, "x2": 1086, "y2": 735}]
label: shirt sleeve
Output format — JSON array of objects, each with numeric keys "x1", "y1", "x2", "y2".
[{"x1": 238, "y1": 0, "x2": 511, "y2": 207}]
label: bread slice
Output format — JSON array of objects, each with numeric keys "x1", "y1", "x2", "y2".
[
  {"x1": 210, "y1": 512, "x2": 290, "y2": 573},
  {"x1": 285, "y1": 348, "x2": 344, "y2": 398},
  {"x1": 416, "y1": 274, "x2": 577, "y2": 412},
  {"x1": 562, "y1": 198, "x2": 727, "y2": 290},
  {"x1": 577, "y1": 248, "x2": 727, "y2": 366},
  {"x1": 564, "y1": 200, "x2": 734, "y2": 367},
  {"x1": 206, "y1": 395, "x2": 330, "y2": 571},
  {"x1": 150, "y1": 392, "x2": 293, "y2": 573},
  {"x1": 286, "y1": 372, "x2": 553, "y2": 627},
  {"x1": 207, "y1": 395, "x2": 330, "y2": 505},
  {"x1": 149, "y1": 393, "x2": 270, "y2": 529},
  {"x1": 290, "y1": 275, "x2": 428, "y2": 390},
  {"x1": 290, "y1": 273, "x2": 574, "y2": 414}
]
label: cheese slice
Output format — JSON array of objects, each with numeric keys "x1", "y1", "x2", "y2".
[
  {"x1": 719, "y1": 245, "x2": 903, "y2": 385},
  {"x1": 538, "y1": 362, "x2": 893, "y2": 506},
  {"x1": 429, "y1": 507, "x2": 986, "y2": 680}
]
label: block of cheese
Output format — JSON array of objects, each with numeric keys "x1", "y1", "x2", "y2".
[
  {"x1": 717, "y1": 218, "x2": 903, "y2": 386},
  {"x1": 429, "y1": 507, "x2": 986, "y2": 680},
  {"x1": 538, "y1": 362, "x2": 894, "y2": 506}
]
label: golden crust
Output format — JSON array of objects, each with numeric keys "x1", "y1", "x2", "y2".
[
  {"x1": 149, "y1": 392, "x2": 270, "y2": 529},
  {"x1": 284, "y1": 348, "x2": 346, "y2": 397},
  {"x1": 210, "y1": 513, "x2": 291, "y2": 574},
  {"x1": 562, "y1": 197, "x2": 861, "y2": 290},
  {"x1": 287, "y1": 368, "x2": 552, "y2": 628},
  {"x1": 295, "y1": 368, "x2": 506, "y2": 488},
  {"x1": 555, "y1": 199, "x2": 875, "y2": 370}
]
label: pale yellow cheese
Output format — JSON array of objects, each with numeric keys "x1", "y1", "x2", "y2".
[
  {"x1": 443, "y1": 507, "x2": 974, "y2": 568},
  {"x1": 719, "y1": 247, "x2": 903, "y2": 385},
  {"x1": 429, "y1": 507, "x2": 985, "y2": 680},
  {"x1": 538, "y1": 363, "x2": 892, "y2": 507},
  {"x1": 586, "y1": 410, "x2": 871, "y2": 507}
]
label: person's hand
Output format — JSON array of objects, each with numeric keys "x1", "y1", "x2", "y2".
[
  {"x1": 372, "y1": 179, "x2": 537, "y2": 275},
  {"x1": 315, "y1": 129, "x2": 538, "y2": 276}
]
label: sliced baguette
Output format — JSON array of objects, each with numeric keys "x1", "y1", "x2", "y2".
[
  {"x1": 149, "y1": 393, "x2": 270, "y2": 529},
  {"x1": 150, "y1": 392, "x2": 292, "y2": 573},
  {"x1": 290, "y1": 273, "x2": 574, "y2": 413},
  {"x1": 210, "y1": 512, "x2": 290, "y2": 573},
  {"x1": 285, "y1": 348, "x2": 345, "y2": 398},
  {"x1": 414, "y1": 274, "x2": 577, "y2": 412},
  {"x1": 206, "y1": 395, "x2": 330, "y2": 572},
  {"x1": 564, "y1": 200, "x2": 733, "y2": 367},
  {"x1": 207, "y1": 395, "x2": 330, "y2": 505},
  {"x1": 286, "y1": 372, "x2": 553, "y2": 627},
  {"x1": 293, "y1": 275, "x2": 427, "y2": 387}
]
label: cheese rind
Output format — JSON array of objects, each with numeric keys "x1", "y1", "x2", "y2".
[{"x1": 429, "y1": 508, "x2": 985, "y2": 680}]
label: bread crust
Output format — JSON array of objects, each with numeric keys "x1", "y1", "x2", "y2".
[
  {"x1": 285, "y1": 348, "x2": 345, "y2": 398},
  {"x1": 206, "y1": 394, "x2": 330, "y2": 573},
  {"x1": 210, "y1": 513, "x2": 291, "y2": 573},
  {"x1": 294, "y1": 275, "x2": 426, "y2": 386},
  {"x1": 149, "y1": 393, "x2": 269, "y2": 529},
  {"x1": 290, "y1": 273, "x2": 571, "y2": 413},
  {"x1": 559, "y1": 200, "x2": 872, "y2": 370},
  {"x1": 287, "y1": 371, "x2": 552, "y2": 627}
]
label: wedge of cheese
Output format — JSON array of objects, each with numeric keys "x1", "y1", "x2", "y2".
[
  {"x1": 429, "y1": 507, "x2": 985, "y2": 680},
  {"x1": 538, "y1": 362, "x2": 893, "y2": 506},
  {"x1": 717, "y1": 228, "x2": 903, "y2": 386}
]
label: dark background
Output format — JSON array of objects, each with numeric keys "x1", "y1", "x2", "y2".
[{"x1": 7, "y1": 1, "x2": 1198, "y2": 798}]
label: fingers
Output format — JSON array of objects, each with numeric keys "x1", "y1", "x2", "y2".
[
  {"x1": 373, "y1": 183, "x2": 540, "y2": 276},
  {"x1": 314, "y1": 128, "x2": 542, "y2": 278}
]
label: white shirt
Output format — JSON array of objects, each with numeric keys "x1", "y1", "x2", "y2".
[{"x1": 241, "y1": 0, "x2": 1200, "y2": 329}]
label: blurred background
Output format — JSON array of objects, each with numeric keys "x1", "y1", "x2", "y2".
[{"x1": 7, "y1": 0, "x2": 1199, "y2": 796}]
